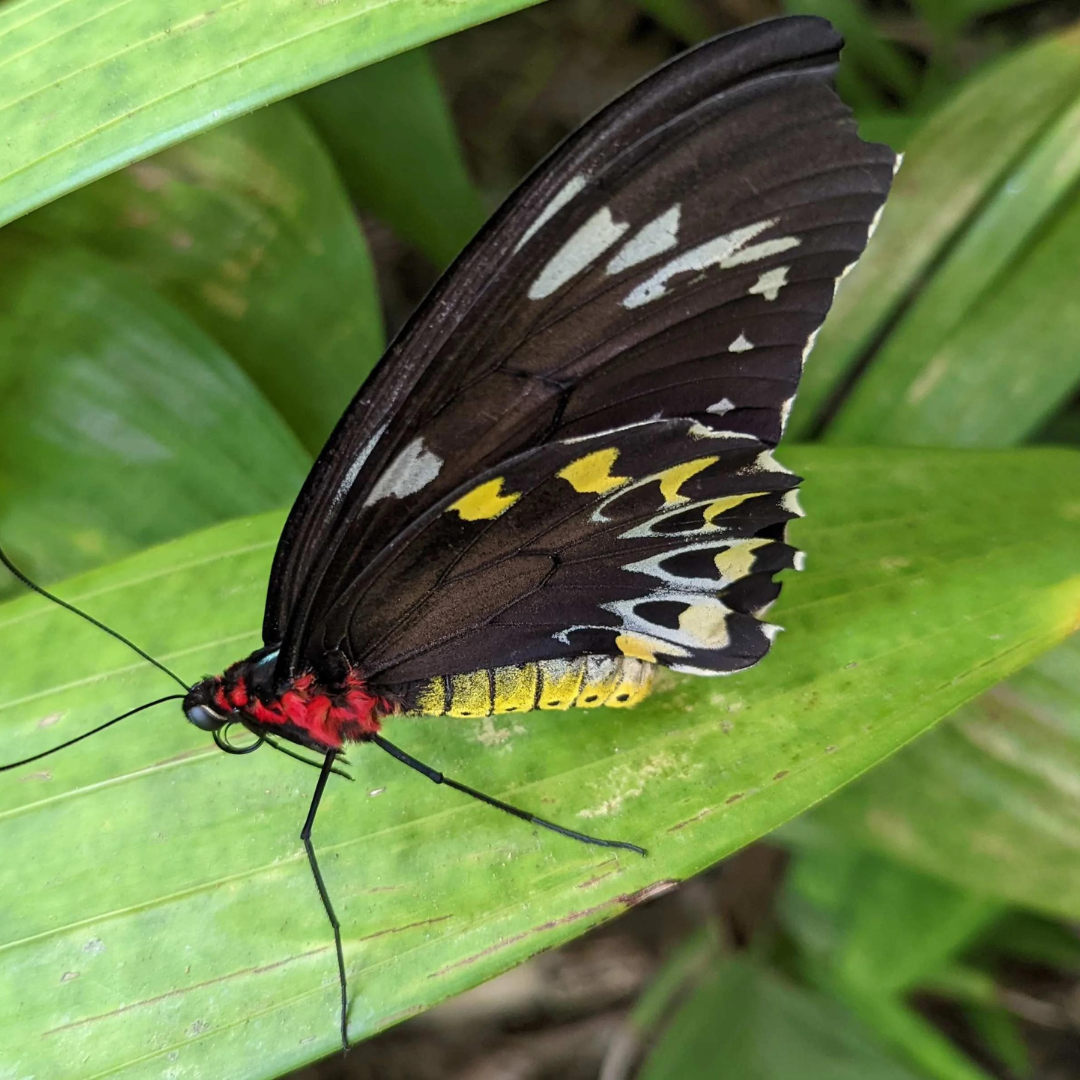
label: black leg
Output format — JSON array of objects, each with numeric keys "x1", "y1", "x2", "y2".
[
  {"x1": 371, "y1": 734, "x2": 647, "y2": 857},
  {"x1": 301, "y1": 752, "x2": 350, "y2": 1052}
]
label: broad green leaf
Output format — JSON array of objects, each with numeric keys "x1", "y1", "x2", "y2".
[
  {"x1": 810, "y1": 635, "x2": 1080, "y2": 921},
  {"x1": 841, "y1": 993, "x2": 996, "y2": 1080},
  {"x1": 786, "y1": 850, "x2": 1002, "y2": 995},
  {"x1": 0, "y1": 0, "x2": 544, "y2": 229},
  {"x1": 301, "y1": 47, "x2": 488, "y2": 269},
  {"x1": 1, "y1": 447, "x2": 1079, "y2": 1075},
  {"x1": 779, "y1": 851, "x2": 1002, "y2": 1080},
  {"x1": 0, "y1": 235, "x2": 308, "y2": 586},
  {"x1": 789, "y1": 21, "x2": 1080, "y2": 438},
  {"x1": 827, "y1": 91, "x2": 1080, "y2": 446},
  {"x1": 21, "y1": 102, "x2": 384, "y2": 453},
  {"x1": 637, "y1": 958, "x2": 923, "y2": 1080}
]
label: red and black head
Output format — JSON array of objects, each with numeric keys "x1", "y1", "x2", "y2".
[{"x1": 183, "y1": 646, "x2": 388, "y2": 754}]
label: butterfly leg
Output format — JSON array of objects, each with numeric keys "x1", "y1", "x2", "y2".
[
  {"x1": 371, "y1": 734, "x2": 647, "y2": 856},
  {"x1": 301, "y1": 751, "x2": 350, "y2": 1052}
]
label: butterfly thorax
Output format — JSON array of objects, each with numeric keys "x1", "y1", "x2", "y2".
[{"x1": 184, "y1": 650, "x2": 391, "y2": 753}]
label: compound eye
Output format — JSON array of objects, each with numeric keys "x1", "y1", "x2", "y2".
[{"x1": 185, "y1": 703, "x2": 228, "y2": 732}]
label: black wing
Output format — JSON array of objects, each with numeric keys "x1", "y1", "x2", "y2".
[{"x1": 265, "y1": 16, "x2": 896, "y2": 683}]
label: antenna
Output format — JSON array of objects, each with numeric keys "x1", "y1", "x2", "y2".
[
  {"x1": 0, "y1": 542, "x2": 190, "y2": 692},
  {"x1": 0, "y1": 695, "x2": 185, "y2": 772}
]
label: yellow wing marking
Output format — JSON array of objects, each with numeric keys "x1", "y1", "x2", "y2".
[
  {"x1": 557, "y1": 448, "x2": 630, "y2": 494},
  {"x1": 657, "y1": 457, "x2": 718, "y2": 505},
  {"x1": 448, "y1": 477, "x2": 521, "y2": 521},
  {"x1": 714, "y1": 538, "x2": 770, "y2": 582},
  {"x1": 677, "y1": 604, "x2": 731, "y2": 649},
  {"x1": 702, "y1": 490, "x2": 769, "y2": 525},
  {"x1": 615, "y1": 633, "x2": 690, "y2": 663}
]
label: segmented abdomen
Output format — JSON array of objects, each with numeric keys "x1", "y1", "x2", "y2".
[{"x1": 403, "y1": 655, "x2": 654, "y2": 718}]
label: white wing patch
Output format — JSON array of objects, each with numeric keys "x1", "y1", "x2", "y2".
[
  {"x1": 707, "y1": 398, "x2": 736, "y2": 416},
  {"x1": 606, "y1": 204, "x2": 681, "y2": 274},
  {"x1": 529, "y1": 207, "x2": 630, "y2": 300},
  {"x1": 622, "y1": 219, "x2": 800, "y2": 309},
  {"x1": 728, "y1": 333, "x2": 754, "y2": 353},
  {"x1": 514, "y1": 173, "x2": 588, "y2": 253},
  {"x1": 363, "y1": 437, "x2": 443, "y2": 505},
  {"x1": 748, "y1": 266, "x2": 790, "y2": 301},
  {"x1": 753, "y1": 449, "x2": 794, "y2": 475}
]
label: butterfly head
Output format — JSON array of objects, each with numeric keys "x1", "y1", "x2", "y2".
[{"x1": 183, "y1": 679, "x2": 230, "y2": 732}]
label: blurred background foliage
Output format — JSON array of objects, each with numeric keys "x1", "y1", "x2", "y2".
[{"x1": 1, "y1": 0, "x2": 1079, "y2": 1076}]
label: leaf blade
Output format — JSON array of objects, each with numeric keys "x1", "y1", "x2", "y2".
[
  {"x1": 1, "y1": 446, "x2": 1078, "y2": 1074},
  {"x1": 0, "y1": 0, "x2": 544, "y2": 229}
]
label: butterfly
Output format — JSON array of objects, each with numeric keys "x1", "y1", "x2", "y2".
[{"x1": 0, "y1": 14, "x2": 896, "y2": 1052}]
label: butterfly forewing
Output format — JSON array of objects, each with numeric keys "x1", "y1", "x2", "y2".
[{"x1": 265, "y1": 16, "x2": 897, "y2": 689}]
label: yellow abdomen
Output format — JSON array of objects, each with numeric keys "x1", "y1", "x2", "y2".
[{"x1": 406, "y1": 655, "x2": 654, "y2": 718}]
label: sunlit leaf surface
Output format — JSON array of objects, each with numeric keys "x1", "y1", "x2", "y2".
[
  {"x1": 1, "y1": 446, "x2": 1078, "y2": 1076},
  {"x1": 812, "y1": 636, "x2": 1080, "y2": 921},
  {"x1": 0, "y1": 0, "x2": 543, "y2": 229}
]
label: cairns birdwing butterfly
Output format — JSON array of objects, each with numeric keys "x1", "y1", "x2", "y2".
[{"x1": 1, "y1": 15, "x2": 896, "y2": 1051}]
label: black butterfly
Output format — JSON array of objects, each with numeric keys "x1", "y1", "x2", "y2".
[{"x1": 1, "y1": 15, "x2": 895, "y2": 1051}]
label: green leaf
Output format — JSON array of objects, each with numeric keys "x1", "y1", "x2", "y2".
[
  {"x1": 827, "y1": 91, "x2": 1080, "y2": 447},
  {"x1": 963, "y1": 1004, "x2": 1033, "y2": 1080},
  {"x1": 0, "y1": 235, "x2": 309, "y2": 586},
  {"x1": 789, "y1": 22, "x2": 1080, "y2": 439},
  {"x1": 1, "y1": 447, "x2": 1079, "y2": 1074},
  {"x1": 637, "y1": 958, "x2": 924, "y2": 1080},
  {"x1": 843, "y1": 993, "x2": 997, "y2": 1080},
  {"x1": 809, "y1": 634, "x2": 1080, "y2": 922},
  {"x1": 21, "y1": 102, "x2": 384, "y2": 453},
  {"x1": 786, "y1": 850, "x2": 1002, "y2": 995},
  {"x1": 301, "y1": 47, "x2": 488, "y2": 269},
  {"x1": 0, "y1": 0, "x2": 544, "y2": 230}
]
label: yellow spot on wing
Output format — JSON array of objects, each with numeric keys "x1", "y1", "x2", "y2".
[
  {"x1": 714, "y1": 539, "x2": 770, "y2": 582},
  {"x1": 616, "y1": 634, "x2": 658, "y2": 662},
  {"x1": 657, "y1": 457, "x2": 718, "y2": 505},
  {"x1": 448, "y1": 477, "x2": 521, "y2": 521},
  {"x1": 615, "y1": 633, "x2": 689, "y2": 662},
  {"x1": 677, "y1": 604, "x2": 730, "y2": 648},
  {"x1": 557, "y1": 448, "x2": 630, "y2": 494},
  {"x1": 703, "y1": 491, "x2": 769, "y2": 525}
]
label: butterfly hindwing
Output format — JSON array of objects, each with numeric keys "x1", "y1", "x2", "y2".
[
  {"x1": 301, "y1": 419, "x2": 801, "y2": 690},
  {"x1": 264, "y1": 17, "x2": 897, "y2": 687}
]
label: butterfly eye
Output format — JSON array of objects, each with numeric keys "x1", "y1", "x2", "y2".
[{"x1": 185, "y1": 703, "x2": 227, "y2": 732}]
